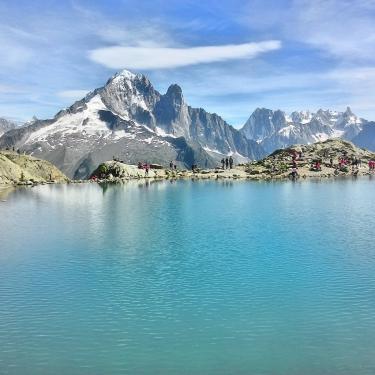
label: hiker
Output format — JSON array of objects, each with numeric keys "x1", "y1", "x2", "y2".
[
  {"x1": 291, "y1": 167, "x2": 298, "y2": 179},
  {"x1": 174, "y1": 164, "x2": 177, "y2": 170},
  {"x1": 225, "y1": 158, "x2": 229, "y2": 169},
  {"x1": 169, "y1": 161, "x2": 173, "y2": 169},
  {"x1": 229, "y1": 156, "x2": 233, "y2": 169},
  {"x1": 145, "y1": 164, "x2": 149, "y2": 176},
  {"x1": 221, "y1": 158, "x2": 225, "y2": 169},
  {"x1": 330, "y1": 158, "x2": 333, "y2": 167}
]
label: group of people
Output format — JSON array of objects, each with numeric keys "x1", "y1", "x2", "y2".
[
  {"x1": 169, "y1": 161, "x2": 177, "y2": 170},
  {"x1": 310, "y1": 160, "x2": 322, "y2": 172},
  {"x1": 221, "y1": 156, "x2": 234, "y2": 169},
  {"x1": 191, "y1": 164, "x2": 198, "y2": 172},
  {"x1": 137, "y1": 162, "x2": 151, "y2": 175}
]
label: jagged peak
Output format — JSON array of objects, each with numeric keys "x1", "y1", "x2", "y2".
[
  {"x1": 254, "y1": 107, "x2": 272, "y2": 113},
  {"x1": 344, "y1": 106, "x2": 354, "y2": 116},
  {"x1": 106, "y1": 69, "x2": 150, "y2": 88},
  {"x1": 165, "y1": 84, "x2": 183, "y2": 100},
  {"x1": 166, "y1": 83, "x2": 182, "y2": 95}
]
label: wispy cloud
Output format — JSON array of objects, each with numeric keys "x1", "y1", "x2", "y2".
[
  {"x1": 240, "y1": 0, "x2": 375, "y2": 61},
  {"x1": 288, "y1": 0, "x2": 375, "y2": 60},
  {"x1": 1, "y1": 0, "x2": 375, "y2": 123},
  {"x1": 88, "y1": 40, "x2": 281, "y2": 69}
]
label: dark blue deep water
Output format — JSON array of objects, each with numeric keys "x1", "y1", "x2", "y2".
[{"x1": 1, "y1": 179, "x2": 375, "y2": 375}]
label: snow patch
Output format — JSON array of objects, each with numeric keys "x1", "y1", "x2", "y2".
[
  {"x1": 155, "y1": 126, "x2": 177, "y2": 138},
  {"x1": 278, "y1": 125, "x2": 295, "y2": 137},
  {"x1": 25, "y1": 94, "x2": 110, "y2": 144},
  {"x1": 203, "y1": 146, "x2": 223, "y2": 155}
]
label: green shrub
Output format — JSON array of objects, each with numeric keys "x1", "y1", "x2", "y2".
[{"x1": 99, "y1": 164, "x2": 108, "y2": 174}]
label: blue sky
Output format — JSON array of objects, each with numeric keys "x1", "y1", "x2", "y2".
[{"x1": 1, "y1": 0, "x2": 375, "y2": 126}]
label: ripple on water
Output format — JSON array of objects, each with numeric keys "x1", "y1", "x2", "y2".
[{"x1": 0, "y1": 180, "x2": 375, "y2": 375}]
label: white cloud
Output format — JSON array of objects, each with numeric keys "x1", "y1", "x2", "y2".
[
  {"x1": 57, "y1": 90, "x2": 90, "y2": 100},
  {"x1": 239, "y1": 0, "x2": 375, "y2": 61},
  {"x1": 288, "y1": 0, "x2": 375, "y2": 59},
  {"x1": 88, "y1": 40, "x2": 281, "y2": 69}
]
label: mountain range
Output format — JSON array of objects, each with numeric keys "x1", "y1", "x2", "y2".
[
  {"x1": 240, "y1": 107, "x2": 368, "y2": 154},
  {"x1": 0, "y1": 69, "x2": 374, "y2": 178},
  {"x1": 0, "y1": 70, "x2": 263, "y2": 178}
]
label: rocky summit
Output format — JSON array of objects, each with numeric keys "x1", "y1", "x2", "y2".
[{"x1": 0, "y1": 70, "x2": 264, "y2": 179}]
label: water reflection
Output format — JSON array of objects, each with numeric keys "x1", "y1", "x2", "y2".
[{"x1": 0, "y1": 179, "x2": 375, "y2": 375}]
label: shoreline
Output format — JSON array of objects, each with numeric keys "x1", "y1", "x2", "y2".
[
  {"x1": 1, "y1": 165, "x2": 375, "y2": 188},
  {"x1": 2, "y1": 139, "x2": 375, "y2": 187}
]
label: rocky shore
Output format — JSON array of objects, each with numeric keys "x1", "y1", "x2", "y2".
[
  {"x1": 90, "y1": 139, "x2": 375, "y2": 183},
  {"x1": 1, "y1": 139, "x2": 374, "y2": 188}
]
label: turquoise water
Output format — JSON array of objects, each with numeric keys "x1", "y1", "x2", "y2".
[{"x1": 1, "y1": 179, "x2": 375, "y2": 375}]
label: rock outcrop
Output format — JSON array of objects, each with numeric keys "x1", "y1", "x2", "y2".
[
  {"x1": 244, "y1": 139, "x2": 375, "y2": 179},
  {"x1": 0, "y1": 150, "x2": 69, "y2": 186}
]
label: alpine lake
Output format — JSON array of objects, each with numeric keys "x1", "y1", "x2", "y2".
[{"x1": 1, "y1": 178, "x2": 375, "y2": 375}]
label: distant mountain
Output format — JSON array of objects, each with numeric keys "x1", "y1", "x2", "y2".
[
  {"x1": 240, "y1": 107, "x2": 365, "y2": 154},
  {"x1": 0, "y1": 70, "x2": 264, "y2": 178},
  {"x1": 352, "y1": 122, "x2": 375, "y2": 151},
  {"x1": 0, "y1": 118, "x2": 20, "y2": 137}
]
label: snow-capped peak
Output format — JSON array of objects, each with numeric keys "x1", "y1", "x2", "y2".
[{"x1": 111, "y1": 69, "x2": 137, "y2": 82}]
